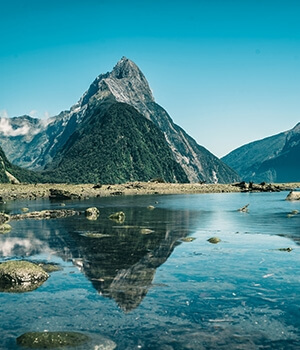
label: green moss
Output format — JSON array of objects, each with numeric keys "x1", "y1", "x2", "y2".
[{"x1": 16, "y1": 331, "x2": 90, "y2": 348}]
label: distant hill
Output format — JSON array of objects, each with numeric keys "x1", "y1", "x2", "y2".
[
  {"x1": 0, "y1": 57, "x2": 239, "y2": 184},
  {"x1": 43, "y1": 103, "x2": 188, "y2": 184},
  {"x1": 222, "y1": 123, "x2": 300, "y2": 182}
]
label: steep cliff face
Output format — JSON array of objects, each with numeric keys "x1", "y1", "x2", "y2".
[
  {"x1": 222, "y1": 123, "x2": 300, "y2": 182},
  {"x1": 0, "y1": 57, "x2": 239, "y2": 183}
]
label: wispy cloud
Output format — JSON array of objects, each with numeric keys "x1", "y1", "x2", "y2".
[{"x1": 0, "y1": 117, "x2": 30, "y2": 137}]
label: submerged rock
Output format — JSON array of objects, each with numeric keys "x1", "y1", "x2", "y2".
[
  {"x1": 180, "y1": 237, "x2": 196, "y2": 242},
  {"x1": 85, "y1": 207, "x2": 100, "y2": 220},
  {"x1": 21, "y1": 207, "x2": 29, "y2": 213},
  {"x1": 109, "y1": 211, "x2": 125, "y2": 223},
  {"x1": 277, "y1": 247, "x2": 293, "y2": 252},
  {"x1": 16, "y1": 331, "x2": 90, "y2": 349},
  {"x1": 0, "y1": 260, "x2": 48, "y2": 293},
  {"x1": 238, "y1": 204, "x2": 249, "y2": 213},
  {"x1": 11, "y1": 209, "x2": 80, "y2": 221},
  {"x1": 147, "y1": 205, "x2": 155, "y2": 210},
  {"x1": 207, "y1": 237, "x2": 221, "y2": 244}
]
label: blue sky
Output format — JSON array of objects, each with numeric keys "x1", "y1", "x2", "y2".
[{"x1": 0, "y1": 0, "x2": 299, "y2": 157}]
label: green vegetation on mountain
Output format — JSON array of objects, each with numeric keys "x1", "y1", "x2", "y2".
[
  {"x1": 0, "y1": 146, "x2": 42, "y2": 183},
  {"x1": 43, "y1": 103, "x2": 188, "y2": 184}
]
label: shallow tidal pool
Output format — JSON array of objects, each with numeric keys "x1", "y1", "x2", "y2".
[{"x1": 0, "y1": 192, "x2": 299, "y2": 349}]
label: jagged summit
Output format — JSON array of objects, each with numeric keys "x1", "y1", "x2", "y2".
[
  {"x1": 79, "y1": 57, "x2": 154, "y2": 108},
  {"x1": 111, "y1": 56, "x2": 143, "y2": 79}
]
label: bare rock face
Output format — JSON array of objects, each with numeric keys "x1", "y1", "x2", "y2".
[
  {"x1": 286, "y1": 191, "x2": 300, "y2": 201},
  {"x1": 0, "y1": 260, "x2": 49, "y2": 292}
]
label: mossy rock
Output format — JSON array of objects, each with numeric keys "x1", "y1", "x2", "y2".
[
  {"x1": 16, "y1": 331, "x2": 90, "y2": 349},
  {"x1": 207, "y1": 237, "x2": 221, "y2": 244},
  {"x1": 180, "y1": 237, "x2": 196, "y2": 242},
  {"x1": 0, "y1": 260, "x2": 48, "y2": 292},
  {"x1": 0, "y1": 223, "x2": 12, "y2": 233},
  {"x1": 85, "y1": 207, "x2": 100, "y2": 220}
]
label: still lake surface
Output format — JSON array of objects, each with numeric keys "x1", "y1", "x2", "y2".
[{"x1": 0, "y1": 192, "x2": 299, "y2": 349}]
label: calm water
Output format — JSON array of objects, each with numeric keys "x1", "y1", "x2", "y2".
[{"x1": 0, "y1": 192, "x2": 299, "y2": 349}]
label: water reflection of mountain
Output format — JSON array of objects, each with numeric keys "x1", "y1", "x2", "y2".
[
  {"x1": 0, "y1": 206, "x2": 197, "y2": 311},
  {"x1": 59, "y1": 207, "x2": 195, "y2": 312}
]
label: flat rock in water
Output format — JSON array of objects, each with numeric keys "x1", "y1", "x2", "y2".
[
  {"x1": 16, "y1": 332, "x2": 90, "y2": 349},
  {"x1": 16, "y1": 331, "x2": 117, "y2": 349},
  {"x1": 11, "y1": 209, "x2": 79, "y2": 220}
]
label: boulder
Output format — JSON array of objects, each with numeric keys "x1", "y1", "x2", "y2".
[
  {"x1": 0, "y1": 260, "x2": 48, "y2": 292},
  {"x1": 286, "y1": 191, "x2": 300, "y2": 201},
  {"x1": 207, "y1": 237, "x2": 221, "y2": 244},
  {"x1": 0, "y1": 212, "x2": 10, "y2": 225},
  {"x1": 0, "y1": 223, "x2": 12, "y2": 233},
  {"x1": 85, "y1": 207, "x2": 100, "y2": 220}
]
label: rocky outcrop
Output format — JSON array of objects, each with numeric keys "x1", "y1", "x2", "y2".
[
  {"x1": 0, "y1": 260, "x2": 48, "y2": 292},
  {"x1": 286, "y1": 191, "x2": 300, "y2": 201},
  {"x1": 232, "y1": 182, "x2": 281, "y2": 192}
]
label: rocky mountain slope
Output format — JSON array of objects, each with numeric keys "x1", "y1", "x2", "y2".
[
  {"x1": 222, "y1": 122, "x2": 300, "y2": 182},
  {"x1": 0, "y1": 57, "x2": 239, "y2": 183}
]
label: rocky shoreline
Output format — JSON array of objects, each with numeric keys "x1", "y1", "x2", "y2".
[{"x1": 0, "y1": 181, "x2": 299, "y2": 201}]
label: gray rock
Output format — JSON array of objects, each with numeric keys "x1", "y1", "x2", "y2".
[{"x1": 286, "y1": 191, "x2": 300, "y2": 201}]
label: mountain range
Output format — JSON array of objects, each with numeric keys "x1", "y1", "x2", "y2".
[
  {"x1": 222, "y1": 122, "x2": 300, "y2": 183},
  {"x1": 0, "y1": 57, "x2": 239, "y2": 184}
]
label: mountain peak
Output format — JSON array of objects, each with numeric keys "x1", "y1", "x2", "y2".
[{"x1": 111, "y1": 56, "x2": 141, "y2": 79}]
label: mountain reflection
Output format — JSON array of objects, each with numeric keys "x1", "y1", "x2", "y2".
[
  {"x1": 0, "y1": 205, "x2": 197, "y2": 311},
  {"x1": 62, "y1": 207, "x2": 194, "y2": 312}
]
